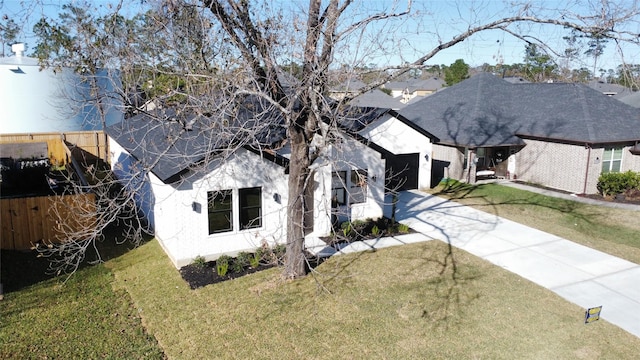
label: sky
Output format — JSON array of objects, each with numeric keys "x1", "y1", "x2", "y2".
[{"x1": 2, "y1": 0, "x2": 638, "y2": 72}]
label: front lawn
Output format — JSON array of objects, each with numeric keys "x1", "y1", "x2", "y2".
[
  {"x1": 431, "y1": 181, "x2": 640, "y2": 264},
  {"x1": 107, "y1": 239, "x2": 640, "y2": 359}
]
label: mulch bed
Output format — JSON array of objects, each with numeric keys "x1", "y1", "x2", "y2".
[
  {"x1": 179, "y1": 262, "x2": 277, "y2": 289},
  {"x1": 577, "y1": 191, "x2": 640, "y2": 206},
  {"x1": 179, "y1": 254, "x2": 327, "y2": 289},
  {"x1": 514, "y1": 181, "x2": 640, "y2": 206}
]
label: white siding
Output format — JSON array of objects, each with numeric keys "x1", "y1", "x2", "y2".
[
  {"x1": 359, "y1": 114, "x2": 433, "y2": 189},
  {"x1": 109, "y1": 131, "x2": 387, "y2": 267}
]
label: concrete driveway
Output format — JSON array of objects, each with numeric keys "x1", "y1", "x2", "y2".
[{"x1": 394, "y1": 190, "x2": 640, "y2": 339}]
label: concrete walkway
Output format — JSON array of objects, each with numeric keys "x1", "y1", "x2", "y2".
[
  {"x1": 497, "y1": 180, "x2": 640, "y2": 211},
  {"x1": 392, "y1": 190, "x2": 640, "y2": 339}
]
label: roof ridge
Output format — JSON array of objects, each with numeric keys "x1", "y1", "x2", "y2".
[
  {"x1": 576, "y1": 85, "x2": 596, "y2": 143},
  {"x1": 470, "y1": 73, "x2": 485, "y2": 122}
]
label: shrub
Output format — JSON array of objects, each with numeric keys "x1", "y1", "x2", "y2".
[
  {"x1": 216, "y1": 255, "x2": 231, "y2": 277},
  {"x1": 254, "y1": 244, "x2": 283, "y2": 266},
  {"x1": 398, "y1": 223, "x2": 410, "y2": 234},
  {"x1": 371, "y1": 225, "x2": 380, "y2": 237},
  {"x1": 341, "y1": 221, "x2": 353, "y2": 237},
  {"x1": 192, "y1": 255, "x2": 207, "y2": 269},
  {"x1": 230, "y1": 261, "x2": 243, "y2": 273},
  {"x1": 273, "y1": 244, "x2": 286, "y2": 264},
  {"x1": 236, "y1": 252, "x2": 251, "y2": 267},
  {"x1": 249, "y1": 252, "x2": 260, "y2": 268},
  {"x1": 597, "y1": 171, "x2": 640, "y2": 196}
]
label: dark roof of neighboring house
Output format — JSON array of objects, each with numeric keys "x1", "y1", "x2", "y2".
[
  {"x1": 618, "y1": 91, "x2": 640, "y2": 108},
  {"x1": 331, "y1": 79, "x2": 367, "y2": 93},
  {"x1": 502, "y1": 76, "x2": 530, "y2": 84},
  {"x1": 398, "y1": 73, "x2": 640, "y2": 147},
  {"x1": 384, "y1": 77, "x2": 445, "y2": 92},
  {"x1": 587, "y1": 80, "x2": 632, "y2": 98},
  {"x1": 350, "y1": 89, "x2": 405, "y2": 109},
  {"x1": 106, "y1": 99, "x2": 288, "y2": 183}
]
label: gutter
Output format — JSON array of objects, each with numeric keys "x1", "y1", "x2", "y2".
[{"x1": 583, "y1": 143, "x2": 591, "y2": 194}]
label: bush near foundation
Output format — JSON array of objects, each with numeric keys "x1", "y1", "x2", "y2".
[{"x1": 597, "y1": 171, "x2": 640, "y2": 196}]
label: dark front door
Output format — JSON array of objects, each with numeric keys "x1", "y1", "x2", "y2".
[{"x1": 386, "y1": 153, "x2": 419, "y2": 191}]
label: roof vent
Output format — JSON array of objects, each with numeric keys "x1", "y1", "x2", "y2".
[{"x1": 11, "y1": 43, "x2": 25, "y2": 57}]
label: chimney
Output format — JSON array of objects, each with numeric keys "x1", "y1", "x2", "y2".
[{"x1": 11, "y1": 43, "x2": 25, "y2": 57}]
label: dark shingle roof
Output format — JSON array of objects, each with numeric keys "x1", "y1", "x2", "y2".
[
  {"x1": 350, "y1": 89, "x2": 404, "y2": 109},
  {"x1": 384, "y1": 77, "x2": 445, "y2": 92},
  {"x1": 398, "y1": 73, "x2": 640, "y2": 147},
  {"x1": 618, "y1": 91, "x2": 640, "y2": 108},
  {"x1": 106, "y1": 99, "x2": 287, "y2": 183}
]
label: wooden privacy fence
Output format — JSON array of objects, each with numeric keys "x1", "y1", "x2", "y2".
[
  {"x1": 0, "y1": 131, "x2": 108, "y2": 165},
  {"x1": 1, "y1": 193, "x2": 97, "y2": 250}
]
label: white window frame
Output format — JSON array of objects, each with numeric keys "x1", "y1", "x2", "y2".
[{"x1": 601, "y1": 147, "x2": 623, "y2": 173}]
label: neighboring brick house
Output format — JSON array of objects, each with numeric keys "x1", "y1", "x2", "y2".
[{"x1": 396, "y1": 73, "x2": 640, "y2": 194}]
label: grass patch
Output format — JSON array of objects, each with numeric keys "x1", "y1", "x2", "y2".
[
  {"x1": 0, "y1": 262, "x2": 164, "y2": 359},
  {"x1": 432, "y1": 181, "x2": 640, "y2": 264},
  {"x1": 107, "y1": 239, "x2": 640, "y2": 359}
]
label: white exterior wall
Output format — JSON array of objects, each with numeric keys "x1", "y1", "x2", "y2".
[
  {"x1": 359, "y1": 114, "x2": 433, "y2": 189},
  {"x1": 336, "y1": 137, "x2": 385, "y2": 221},
  {"x1": 109, "y1": 129, "x2": 387, "y2": 267},
  {"x1": 312, "y1": 133, "x2": 386, "y2": 227},
  {"x1": 109, "y1": 138, "x2": 289, "y2": 267},
  {"x1": 165, "y1": 149, "x2": 289, "y2": 267}
]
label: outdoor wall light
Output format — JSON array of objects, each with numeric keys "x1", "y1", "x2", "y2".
[
  {"x1": 273, "y1": 193, "x2": 281, "y2": 204},
  {"x1": 192, "y1": 202, "x2": 201, "y2": 213},
  {"x1": 9, "y1": 66, "x2": 24, "y2": 74},
  {"x1": 424, "y1": 153, "x2": 429, "y2": 161}
]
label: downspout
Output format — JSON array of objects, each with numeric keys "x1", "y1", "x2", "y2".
[{"x1": 583, "y1": 144, "x2": 591, "y2": 194}]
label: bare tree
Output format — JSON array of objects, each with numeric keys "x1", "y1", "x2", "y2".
[{"x1": 29, "y1": 0, "x2": 640, "y2": 278}]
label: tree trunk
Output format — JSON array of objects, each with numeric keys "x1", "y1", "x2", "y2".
[{"x1": 284, "y1": 124, "x2": 311, "y2": 279}]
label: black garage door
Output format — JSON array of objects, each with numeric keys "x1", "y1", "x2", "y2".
[{"x1": 385, "y1": 153, "x2": 419, "y2": 191}]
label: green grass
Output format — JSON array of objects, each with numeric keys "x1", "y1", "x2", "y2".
[
  {"x1": 106, "y1": 239, "x2": 640, "y2": 359},
  {"x1": 0, "y1": 263, "x2": 164, "y2": 359},
  {"x1": 431, "y1": 181, "x2": 640, "y2": 264},
  {"x1": 2, "y1": 183, "x2": 639, "y2": 359}
]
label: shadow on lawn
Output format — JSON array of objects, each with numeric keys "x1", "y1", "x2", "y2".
[{"x1": 1, "y1": 223, "x2": 153, "y2": 294}]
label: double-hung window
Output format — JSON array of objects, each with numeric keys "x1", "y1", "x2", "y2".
[
  {"x1": 332, "y1": 171, "x2": 347, "y2": 206},
  {"x1": 239, "y1": 187, "x2": 262, "y2": 229},
  {"x1": 208, "y1": 190, "x2": 233, "y2": 234},
  {"x1": 350, "y1": 169, "x2": 368, "y2": 204},
  {"x1": 602, "y1": 148, "x2": 623, "y2": 173}
]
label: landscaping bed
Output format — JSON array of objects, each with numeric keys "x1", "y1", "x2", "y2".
[
  {"x1": 321, "y1": 217, "x2": 414, "y2": 247},
  {"x1": 179, "y1": 246, "x2": 286, "y2": 289},
  {"x1": 180, "y1": 217, "x2": 414, "y2": 289}
]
